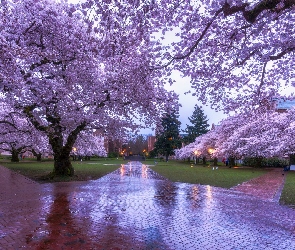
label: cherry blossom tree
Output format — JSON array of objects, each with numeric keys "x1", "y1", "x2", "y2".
[
  {"x1": 72, "y1": 131, "x2": 107, "y2": 159},
  {"x1": 82, "y1": 0, "x2": 295, "y2": 166},
  {"x1": 0, "y1": 102, "x2": 51, "y2": 161},
  {"x1": 177, "y1": 108, "x2": 295, "y2": 167},
  {"x1": 175, "y1": 130, "x2": 218, "y2": 165},
  {"x1": 147, "y1": 0, "x2": 295, "y2": 113},
  {"x1": 2, "y1": 0, "x2": 294, "y2": 174},
  {"x1": 0, "y1": 110, "x2": 34, "y2": 162},
  {"x1": 0, "y1": 0, "x2": 178, "y2": 176},
  {"x1": 214, "y1": 110, "x2": 294, "y2": 167}
]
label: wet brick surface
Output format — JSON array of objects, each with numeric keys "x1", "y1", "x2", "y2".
[
  {"x1": 1, "y1": 163, "x2": 295, "y2": 249},
  {"x1": 231, "y1": 168, "x2": 286, "y2": 202}
]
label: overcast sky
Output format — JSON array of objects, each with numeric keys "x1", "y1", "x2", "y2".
[
  {"x1": 139, "y1": 70, "x2": 226, "y2": 135},
  {"x1": 166, "y1": 72, "x2": 226, "y2": 130}
]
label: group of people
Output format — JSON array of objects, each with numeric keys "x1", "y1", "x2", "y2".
[{"x1": 222, "y1": 158, "x2": 229, "y2": 166}]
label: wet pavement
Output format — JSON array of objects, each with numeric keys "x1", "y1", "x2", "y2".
[
  {"x1": 231, "y1": 168, "x2": 286, "y2": 202},
  {"x1": 1, "y1": 162, "x2": 295, "y2": 249}
]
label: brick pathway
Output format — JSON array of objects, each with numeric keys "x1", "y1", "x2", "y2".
[
  {"x1": 231, "y1": 168, "x2": 286, "y2": 202},
  {"x1": 1, "y1": 163, "x2": 295, "y2": 249}
]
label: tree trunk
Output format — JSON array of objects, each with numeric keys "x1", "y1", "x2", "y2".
[
  {"x1": 229, "y1": 157, "x2": 235, "y2": 168},
  {"x1": 11, "y1": 149, "x2": 19, "y2": 162},
  {"x1": 253, "y1": 157, "x2": 264, "y2": 168},
  {"x1": 165, "y1": 153, "x2": 169, "y2": 162},
  {"x1": 289, "y1": 154, "x2": 295, "y2": 165},
  {"x1": 202, "y1": 156, "x2": 206, "y2": 165},
  {"x1": 213, "y1": 157, "x2": 218, "y2": 166},
  {"x1": 49, "y1": 134, "x2": 75, "y2": 176},
  {"x1": 49, "y1": 122, "x2": 86, "y2": 176},
  {"x1": 54, "y1": 154, "x2": 74, "y2": 176},
  {"x1": 31, "y1": 149, "x2": 42, "y2": 161},
  {"x1": 36, "y1": 153, "x2": 42, "y2": 161}
]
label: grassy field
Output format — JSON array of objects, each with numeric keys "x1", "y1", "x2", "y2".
[
  {"x1": 0, "y1": 157, "x2": 125, "y2": 182},
  {"x1": 149, "y1": 160, "x2": 268, "y2": 189},
  {"x1": 280, "y1": 171, "x2": 295, "y2": 207}
]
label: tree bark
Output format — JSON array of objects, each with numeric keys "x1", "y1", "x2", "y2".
[
  {"x1": 289, "y1": 154, "x2": 295, "y2": 165},
  {"x1": 54, "y1": 154, "x2": 74, "y2": 176},
  {"x1": 51, "y1": 138, "x2": 75, "y2": 176},
  {"x1": 254, "y1": 157, "x2": 264, "y2": 168},
  {"x1": 11, "y1": 149, "x2": 19, "y2": 162},
  {"x1": 213, "y1": 157, "x2": 218, "y2": 166},
  {"x1": 36, "y1": 153, "x2": 42, "y2": 161},
  {"x1": 202, "y1": 156, "x2": 206, "y2": 165},
  {"x1": 49, "y1": 122, "x2": 86, "y2": 176},
  {"x1": 31, "y1": 149, "x2": 42, "y2": 161},
  {"x1": 228, "y1": 157, "x2": 235, "y2": 168}
]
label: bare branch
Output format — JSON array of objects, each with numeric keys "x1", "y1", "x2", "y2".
[{"x1": 269, "y1": 47, "x2": 295, "y2": 60}]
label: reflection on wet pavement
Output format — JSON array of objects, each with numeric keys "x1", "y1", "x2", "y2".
[{"x1": 1, "y1": 162, "x2": 295, "y2": 249}]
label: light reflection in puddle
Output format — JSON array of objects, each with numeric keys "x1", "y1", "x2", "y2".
[
  {"x1": 120, "y1": 164, "x2": 125, "y2": 177},
  {"x1": 141, "y1": 164, "x2": 148, "y2": 179}
]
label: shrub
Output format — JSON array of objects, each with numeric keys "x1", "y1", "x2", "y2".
[
  {"x1": 242, "y1": 157, "x2": 288, "y2": 168},
  {"x1": 108, "y1": 152, "x2": 119, "y2": 158}
]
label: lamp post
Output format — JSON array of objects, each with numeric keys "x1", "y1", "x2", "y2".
[
  {"x1": 194, "y1": 150, "x2": 199, "y2": 165},
  {"x1": 208, "y1": 148, "x2": 217, "y2": 166},
  {"x1": 72, "y1": 147, "x2": 77, "y2": 161}
]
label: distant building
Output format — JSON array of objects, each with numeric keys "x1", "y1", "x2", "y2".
[
  {"x1": 147, "y1": 136, "x2": 156, "y2": 152},
  {"x1": 274, "y1": 99, "x2": 295, "y2": 113},
  {"x1": 93, "y1": 129, "x2": 122, "y2": 155},
  {"x1": 107, "y1": 138, "x2": 122, "y2": 155},
  {"x1": 179, "y1": 133, "x2": 188, "y2": 138}
]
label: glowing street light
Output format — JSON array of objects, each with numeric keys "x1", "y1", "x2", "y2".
[
  {"x1": 194, "y1": 150, "x2": 199, "y2": 165},
  {"x1": 208, "y1": 148, "x2": 215, "y2": 155}
]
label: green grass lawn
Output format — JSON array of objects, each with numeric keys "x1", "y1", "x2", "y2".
[
  {"x1": 0, "y1": 157, "x2": 125, "y2": 182},
  {"x1": 150, "y1": 160, "x2": 268, "y2": 189},
  {"x1": 280, "y1": 171, "x2": 295, "y2": 207}
]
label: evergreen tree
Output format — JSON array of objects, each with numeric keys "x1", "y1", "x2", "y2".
[
  {"x1": 184, "y1": 105, "x2": 210, "y2": 144},
  {"x1": 153, "y1": 113, "x2": 182, "y2": 162}
]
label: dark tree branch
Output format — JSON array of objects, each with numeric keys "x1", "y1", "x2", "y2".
[
  {"x1": 256, "y1": 61, "x2": 268, "y2": 98},
  {"x1": 173, "y1": 8, "x2": 223, "y2": 60},
  {"x1": 23, "y1": 21, "x2": 36, "y2": 35},
  {"x1": 29, "y1": 55, "x2": 76, "y2": 71},
  {"x1": 63, "y1": 121, "x2": 87, "y2": 155},
  {"x1": 153, "y1": 0, "x2": 295, "y2": 70},
  {"x1": 153, "y1": 7, "x2": 224, "y2": 69},
  {"x1": 223, "y1": 0, "x2": 295, "y2": 23},
  {"x1": 269, "y1": 47, "x2": 295, "y2": 60},
  {"x1": 237, "y1": 49, "x2": 258, "y2": 65},
  {"x1": 23, "y1": 104, "x2": 48, "y2": 132}
]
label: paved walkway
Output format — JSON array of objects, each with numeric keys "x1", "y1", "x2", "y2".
[
  {"x1": 231, "y1": 168, "x2": 286, "y2": 202},
  {"x1": 1, "y1": 163, "x2": 295, "y2": 249}
]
